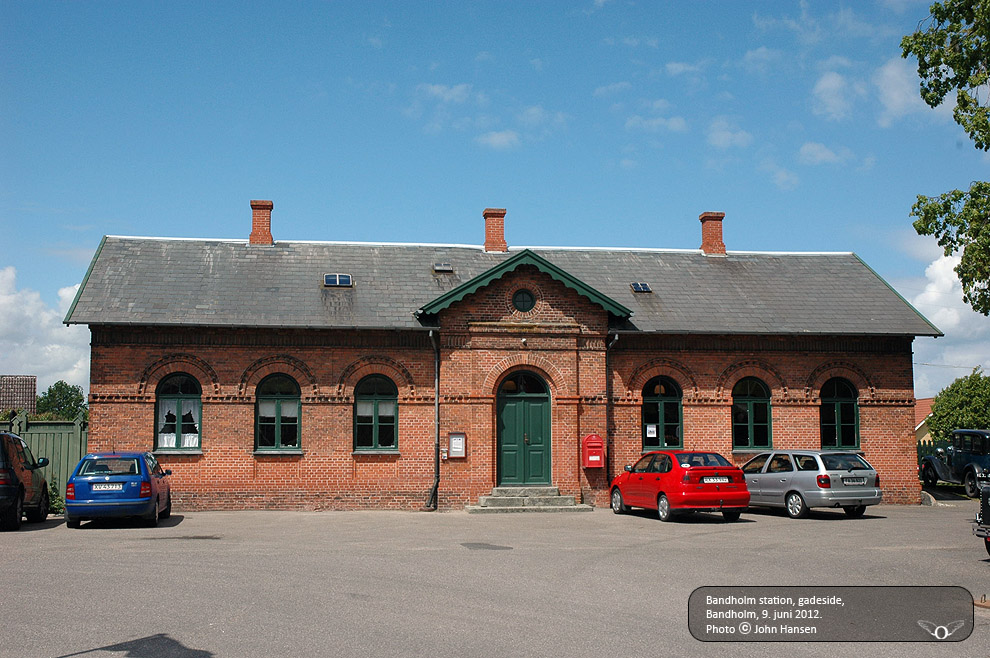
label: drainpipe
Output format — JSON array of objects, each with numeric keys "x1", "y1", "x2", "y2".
[
  {"x1": 605, "y1": 333, "x2": 619, "y2": 486},
  {"x1": 426, "y1": 330, "x2": 441, "y2": 510}
]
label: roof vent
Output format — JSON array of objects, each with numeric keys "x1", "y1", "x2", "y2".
[
  {"x1": 324, "y1": 273, "x2": 353, "y2": 287},
  {"x1": 630, "y1": 282, "x2": 652, "y2": 293},
  {"x1": 433, "y1": 263, "x2": 454, "y2": 273}
]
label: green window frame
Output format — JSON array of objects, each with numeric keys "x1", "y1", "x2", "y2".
[
  {"x1": 642, "y1": 376, "x2": 682, "y2": 450},
  {"x1": 820, "y1": 378, "x2": 859, "y2": 450},
  {"x1": 256, "y1": 374, "x2": 301, "y2": 451},
  {"x1": 354, "y1": 375, "x2": 398, "y2": 452},
  {"x1": 155, "y1": 374, "x2": 202, "y2": 451},
  {"x1": 732, "y1": 377, "x2": 771, "y2": 450}
]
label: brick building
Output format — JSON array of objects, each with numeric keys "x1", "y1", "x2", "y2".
[
  {"x1": 1, "y1": 375, "x2": 37, "y2": 415},
  {"x1": 64, "y1": 202, "x2": 941, "y2": 510}
]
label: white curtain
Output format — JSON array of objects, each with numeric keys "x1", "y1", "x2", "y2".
[{"x1": 158, "y1": 399, "x2": 177, "y2": 448}]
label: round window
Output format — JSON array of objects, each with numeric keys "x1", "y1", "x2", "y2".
[{"x1": 512, "y1": 289, "x2": 536, "y2": 312}]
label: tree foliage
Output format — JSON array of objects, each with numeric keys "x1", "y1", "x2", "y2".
[
  {"x1": 927, "y1": 369, "x2": 990, "y2": 440},
  {"x1": 901, "y1": 0, "x2": 990, "y2": 315},
  {"x1": 35, "y1": 381, "x2": 87, "y2": 421}
]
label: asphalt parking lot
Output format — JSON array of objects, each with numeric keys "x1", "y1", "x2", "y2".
[{"x1": 4, "y1": 499, "x2": 989, "y2": 658}]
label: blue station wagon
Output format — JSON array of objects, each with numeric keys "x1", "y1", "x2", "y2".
[{"x1": 65, "y1": 452, "x2": 172, "y2": 528}]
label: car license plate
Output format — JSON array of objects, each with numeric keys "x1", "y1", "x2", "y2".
[
  {"x1": 842, "y1": 477, "x2": 866, "y2": 486},
  {"x1": 703, "y1": 476, "x2": 729, "y2": 483},
  {"x1": 91, "y1": 483, "x2": 123, "y2": 491}
]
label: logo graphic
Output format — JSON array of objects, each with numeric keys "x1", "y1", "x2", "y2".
[{"x1": 917, "y1": 620, "x2": 966, "y2": 640}]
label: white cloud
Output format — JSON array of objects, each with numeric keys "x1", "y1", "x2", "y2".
[
  {"x1": 759, "y1": 159, "x2": 799, "y2": 190},
  {"x1": 908, "y1": 254, "x2": 990, "y2": 396},
  {"x1": 476, "y1": 130, "x2": 520, "y2": 150},
  {"x1": 812, "y1": 71, "x2": 854, "y2": 120},
  {"x1": 707, "y1": 117, "x2": 753, "y2": 149},
  {"x1": 742, "y1": 47, "x2": 782, "y2": 74},
  {"x1": 666, "y1": 61, "x2": 704, "y2": 76},
  {"x1": 593, "y1": 81, "x2": 632, "y2": 97},
  {"x1": 0, "y1": 267, "x2": 90, "y2": 397},
  {"x1": 798, "y1": 141, "x2": 854, "y2": 165},
  {"x1": 418, "y1": 83, "x2": 473, "y2": 103},
  {"x1": 873, "y1": 57, "x2": 945, "y2": 127},
  {"x1": 625, "y1": 115, "x2": 688, "y2": 133}
]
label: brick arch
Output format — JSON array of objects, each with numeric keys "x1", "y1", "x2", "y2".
[
  {"x1": 716, "y1": 359, "x2": 788, "y2": 400},
  {"x1": 238, "y1": 355, "x2": 318, "y2": 397},
  {"x1": 806, "y1": 361, "x2": 875, "y2": 400},
  {"x1": 628, "y1": 358, "x2": 699, "y2": 400},
  {"x1": 483, "y1": 354, "x2": 565, "y2": 397},
  {"x1": 336, "y1": 355, "x2": 415, "y2": 397},
  {"x1": 139, "y1": 354, "x2": 220, "y2": 396}
]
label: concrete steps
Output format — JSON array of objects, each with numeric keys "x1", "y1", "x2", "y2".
[{"x1": 465, "y1": 486, "x2": 594, "y2": 514}]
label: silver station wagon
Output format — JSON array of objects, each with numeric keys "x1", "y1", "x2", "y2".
[{"x1": 741, "y1": 450, "x2": 882, "y2": 519}]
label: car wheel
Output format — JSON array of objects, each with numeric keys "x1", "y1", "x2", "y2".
[
  {"x1": 0, "y1": 493, "x2": 23, "y2": 531},
  {"x1": 25, "y1": 489, "x2": 49, "y2": 523},
  {"x1": 964, "y1": 471, "x2": 980, "y2": 498},
  {"x1": 610, "y1": 488, "x2": 627, "y2": 514},
  {"x1": 160, "y1": 493, "x2": 172, "y2": 520},
  {"x1": 657, "y1": 494, "x2": 675, "y2": 522},
  {"x1": 785, "y1": 492, "x2": 808, "y2": 519},
  {"x1": 843, "y1": 505, "x2": 867, "y2": 518},
  {"x1": 722, "y1": 510, "x2": 741, "y2": 522},
  {"x1": 921, "y1": 463, "x2": 938, "y2": 488},
  {"x1": 65, "y1": 516, "x2": 80, "y2": 529},
  {"x1": 143, "y1": 499, "x2": 159, "y2": 528}
]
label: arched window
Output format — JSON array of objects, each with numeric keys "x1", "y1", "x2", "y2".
[
  {"x1": 256, "y1": 374, "x2": 301, "y2": 451},
  {"x1": 156, "y1": 374, "x2": 201, "y2": 451},
  {"x1": 820, "y1": 378, "x2": 859, "y2": 449},
  {"x1": 732, "y1": 377, "x2": 771, "y2": 449},
  {"x1": 354, "y1": 375, "x2": 398, "y2": 451},
  {"x1": 642, "y1": 376, "x2": 682, "y2": 449}
]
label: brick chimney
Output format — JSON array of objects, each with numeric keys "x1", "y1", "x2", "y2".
[
  {"x1": 249, "y1": 200, "x2": 274, "y2": 245},
  {"x1": 699, "y1": 211, "x2": 726, "y2": 255},
  {"x1": 483, "y1": 207, "x2": 508, "y2": 253}
]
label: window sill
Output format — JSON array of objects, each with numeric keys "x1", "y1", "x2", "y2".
[
  {"x1": 352, "y1": 450, "x2": 400, "y2": 456},
  {"x1": 253, "y1": 449, "x2": 304, "y2": 456},
  {"x1": 153, "y1": 449, "x2": 203, "y2": 456},
  {"x1": 731, "y1": 449, "x2": 770, "y2": 454}
]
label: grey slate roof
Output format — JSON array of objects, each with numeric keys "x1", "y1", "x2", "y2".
[{"x1": 64, "y1": 236, "x2": 942, "y2": 337}]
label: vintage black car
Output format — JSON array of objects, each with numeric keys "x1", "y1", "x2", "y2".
[
  {"x1": 920, "y1": 429, "x2": 990, "y2": 498},
  {"x1": 972, "y1": 473, "x2": 990, "y2": 557}
]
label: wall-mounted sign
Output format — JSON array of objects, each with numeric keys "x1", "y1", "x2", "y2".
[{"x1": 449, "y1": 432, "x2": 466, "y2": 458}]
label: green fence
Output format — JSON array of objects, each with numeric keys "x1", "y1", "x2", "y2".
[
  {"x1": 1, "y1": 411, "x2": 88, "y2": 490},
  {"x1": 917, "y1": 436, "x2": 950, "y2": 467}
]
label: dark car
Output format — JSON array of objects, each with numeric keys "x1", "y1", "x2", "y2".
[
  {"x1": 610, "y1": 450, "x2": 750, "y2": 522},
  {"x1": 742, "y1": 450, "x2": 881, "y2": 519},
  {"x1": 65, "y1": 452, "x2": 172, "y2": 528},
  {"x1": 972, "y1": 473, "x2": 990, "y2": 557},
  {"x1": 0, "y1": 431, "x2": 50, "y2": 530},
  {"x1": 920, "y1": 429, "x2": 990, "y2": 497}
]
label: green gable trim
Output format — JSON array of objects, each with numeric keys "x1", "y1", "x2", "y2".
[
  {"x1": 417, "y1": 249, "x2": 632, "y2": 318},
  {"x1": 63, "y1": 235, "x2": 108, "y2": 325}
]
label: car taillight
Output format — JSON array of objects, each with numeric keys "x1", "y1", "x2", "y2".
[
  {"x1": 139, "y1": 482, "x2": 152, "y2": 498},
  {"x1": 816, "y1": 474, "x2": 831, "y2": 488},
  {"x1": 0, "y1": 469, "x2": 12, "y2": 485},
  {"x1": 874, "y1": 474, "x2": 880, "y2": 487},
  {"x1": 65, "y1": 483, "x2": 75, "y2": 500}
]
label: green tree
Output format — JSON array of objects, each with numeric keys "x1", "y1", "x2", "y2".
[
  {"x1": 35, "y1": 380, "x2": 87, "y2": 421},
  {"x1": 901, "y1": 0, "x2": 990, "y2": 315},
  {"x1": 927, "y1": 369, "x2": 990, "y2": 440}
]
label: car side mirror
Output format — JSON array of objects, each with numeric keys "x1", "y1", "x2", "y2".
[
  {"x1": 624, "y1": 465, "x2": 632, "y2": 472},
  {"x1": 34, "y1": 457, "x2": 50, "y2": 469}
]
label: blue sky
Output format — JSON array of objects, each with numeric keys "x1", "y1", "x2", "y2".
[{"x1": 2, "y1": 0, "x2": 988, "y2": 398}]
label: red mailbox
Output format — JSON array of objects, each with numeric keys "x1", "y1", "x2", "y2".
[{"x1": 582, "y1": 434, "x2": 605, "y2": 468}]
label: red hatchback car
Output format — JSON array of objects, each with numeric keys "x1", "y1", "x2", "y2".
[{"x1": 610, "y1": 451, "x2": 750, "y2": 522}]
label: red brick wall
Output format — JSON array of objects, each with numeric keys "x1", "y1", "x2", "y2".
[{"x1": 85, "y1": 273, "x2": 922, "y2": 510}]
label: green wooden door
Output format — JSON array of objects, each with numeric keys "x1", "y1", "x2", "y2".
[{"x1": 497, "y1": 372, "x2": 550, "y2": 485}]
